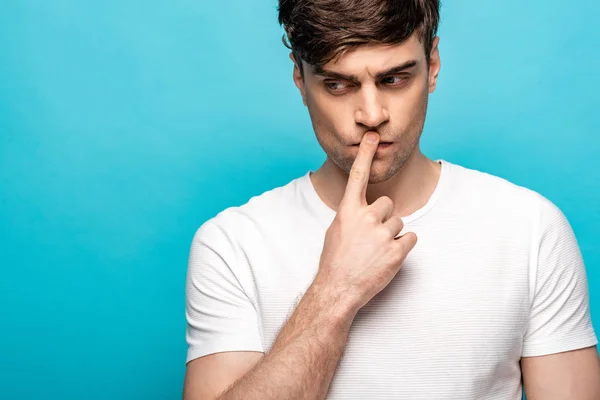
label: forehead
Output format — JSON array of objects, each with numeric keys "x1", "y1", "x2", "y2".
[{"x1": 308, "y1": 33, "x2": 425, "y2": 78}]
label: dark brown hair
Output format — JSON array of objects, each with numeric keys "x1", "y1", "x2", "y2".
[{"x1": 278, "y1": 0, "x2": 440, "y2": 73}]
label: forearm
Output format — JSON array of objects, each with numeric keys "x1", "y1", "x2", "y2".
[{"x1": 217, "y1": 282, "x2": 357, "y2": 400}]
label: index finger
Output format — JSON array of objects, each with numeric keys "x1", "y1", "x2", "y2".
[{"x1": 341, "y1": 132, "x2": 379, "y2": 208}]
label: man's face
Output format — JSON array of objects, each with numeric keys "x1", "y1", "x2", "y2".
[{"x1": 293, "y1": 32, "x2": 441, "y2": 183}]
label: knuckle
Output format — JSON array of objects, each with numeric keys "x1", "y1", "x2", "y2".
[
  {"x1": 364, "y1": 210, "x2": 379, "y2": 224},
  {"x1": 394, "y1": 215, "x2": 405, "y2": 228},
  {"x1": 379, "y1": 195, "x2": 393, "y2": 205},
  {"x1": 377, "y1": 226, "x2": 392, "y2": 240},
  {"x1": 350, "y1": 167, "x2": 364, "y2": 181},
  {"x1": 375, "y1": 196, "x2": 394, "y2": 211},
  {"x1": 397, "y1": 233, "x2": 417, "y2": 252},
  {"x1": 386, "y1": 199, "x2": 395, "y2": 211},
  {"x1": 336, "y1": 209, "x2": 352, "y2": 223},
  {"x1": 330, "y1": 215, "x2": 346, "y2": 231}
]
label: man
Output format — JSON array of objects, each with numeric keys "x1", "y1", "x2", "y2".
[{"x1": 183, "y1": 0, "x2": 600, "y2": 399}]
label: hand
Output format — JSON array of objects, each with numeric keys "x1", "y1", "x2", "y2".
[{"x1": 314, "y1": 132, "x2": 418, "y2": 311}]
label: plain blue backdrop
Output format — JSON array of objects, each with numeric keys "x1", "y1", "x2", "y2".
[{"x1": 0, "y1": 1, "x2": 598, "y2": 399}]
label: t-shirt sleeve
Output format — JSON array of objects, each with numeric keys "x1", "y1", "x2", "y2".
[
  {"x1": 185, "y1": 218, "x2": 264, "y2": 364},
  {"x1": 522, "y1": 196, "x2": 598, "y2": 357}
]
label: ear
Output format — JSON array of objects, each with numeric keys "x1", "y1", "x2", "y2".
[
  {"x1": 428, "y1": 36, "x2": 441, "y2": 94},
  {"x1": 290, "y1": 53, "x2": 307, "y2": 106}
]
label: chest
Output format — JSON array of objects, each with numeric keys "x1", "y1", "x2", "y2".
[{"x1": 242, "y1": 224, "x2": 531, "y2": 398}]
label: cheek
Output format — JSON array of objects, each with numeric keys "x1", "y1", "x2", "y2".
[
  {"x1": 307, "y1": 95, "x2": 353, "y2": 138},
  {"x1": 390, "y1": 82, "x2": 429, "y2": 125}
]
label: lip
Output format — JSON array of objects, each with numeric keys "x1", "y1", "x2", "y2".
[
  {"x1": 350, "y1": 142, "x2": 395, "y2": 155},
  {"x1": 350, "y1": 141, "x2": 394, "y2": 146}
]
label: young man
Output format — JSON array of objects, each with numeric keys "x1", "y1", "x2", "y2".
[{"x1": 183, "y1": 1, "x2": 600, "y2": 399}]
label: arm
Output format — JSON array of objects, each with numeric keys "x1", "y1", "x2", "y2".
[
  {"x1": 520, "y1": 195, "x2": 599, "y2": 399},
  {"x1": 214, "y1": 282, "x2": 357, "y2": 400},
  {"x1": 522, "y1": 346, "x2": 600, "y2": 400},
  {"x1": 183, "y1": 133, "x2": 416, "y2": 399},
  {"x1": 183, "y1": 281, "x2": 356, "y2": 400},
  {"x1": 183, "y1": 352, "x2": 263, "y2": 400}
]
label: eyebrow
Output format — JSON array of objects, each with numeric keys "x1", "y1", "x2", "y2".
[{"x1": 313, "y1": 60, "x2": 419, "y2": 82}]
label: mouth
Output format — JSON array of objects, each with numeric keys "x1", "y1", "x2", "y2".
[
  {"x1": 350, "y1": 141, "x2": 395, "y2": 157},
  {"x1": 351, "y1": 141, "x2": 394, "y2": 146}
]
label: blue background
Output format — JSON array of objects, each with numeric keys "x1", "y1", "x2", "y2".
[{"x1": 1, "y1": 1, "x2": 598, "y2": 399}]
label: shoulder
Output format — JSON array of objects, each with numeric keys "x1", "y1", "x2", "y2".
[
  {"x1": 192, "y1": 174, "x2": 308, "y2": 247},
  {"x1": 445, "y1": 161, "x2": 560, "y2": 220}
]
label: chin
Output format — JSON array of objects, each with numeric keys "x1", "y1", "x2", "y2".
[
  {"x1": 368, "y1": 173, "x2": 393, "y2": 184},
  {"x1": 367, "y1": 161, "x2": 402, "y2": 184},
  {"x1": 336, "y1": 158, "x2": 404, "y2": 184}
]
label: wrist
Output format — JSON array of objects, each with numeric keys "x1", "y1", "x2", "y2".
[{"x1": 305, "y1": 277, "x2": 361, "y2": 327}]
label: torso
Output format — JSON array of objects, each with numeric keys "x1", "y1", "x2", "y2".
[{"x1": 224, "y1": 160, "x2": 540, "y2": 399}]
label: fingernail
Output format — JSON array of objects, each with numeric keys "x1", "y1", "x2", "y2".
[{"x1": 366, "y1": 133, "x2": 378, "y2": 143}]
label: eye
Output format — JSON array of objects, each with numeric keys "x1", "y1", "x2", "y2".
[
  {"x1": 382, "y1": 75, "x2": 408, "y2": 86},
  {"x1": 324, "y1": 81, "x2": 350, "y2": 93}
]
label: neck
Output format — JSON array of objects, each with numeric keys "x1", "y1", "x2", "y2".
[{"x1": 310, "y1": 147, "x2": 442, "y2": 218}]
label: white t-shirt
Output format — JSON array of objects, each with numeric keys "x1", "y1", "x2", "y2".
[{"x1": 185, "y1": 160, "x2": 597, "y2": 399}]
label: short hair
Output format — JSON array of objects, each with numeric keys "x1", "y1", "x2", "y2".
[{"x1": 278, "y1": 0, "x2": 441, "y2": 72}]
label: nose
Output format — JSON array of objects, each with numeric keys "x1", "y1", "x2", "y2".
[{"x1": 354, "y1": 86, "x2": 390, "y2": 130}]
